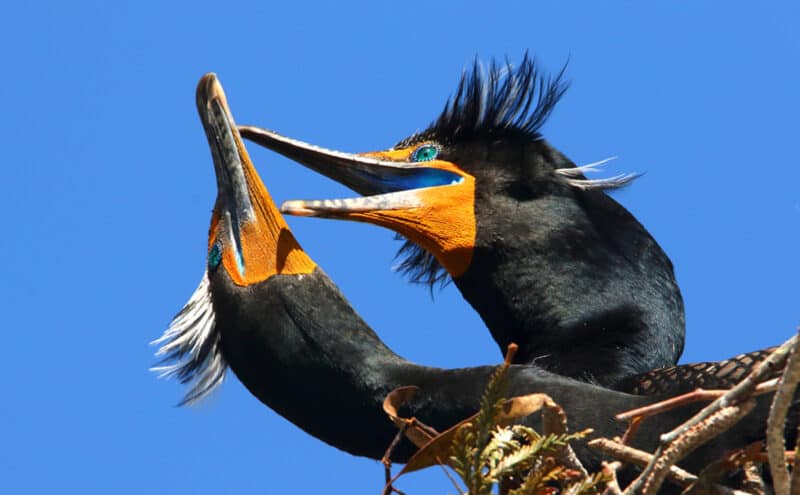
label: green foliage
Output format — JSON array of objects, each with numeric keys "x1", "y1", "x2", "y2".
[{"x1": 446, "y1": 364, "x2": 608, "y2": 495}]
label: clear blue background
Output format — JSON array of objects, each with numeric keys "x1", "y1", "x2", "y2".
[{"x1": 3, "y1": 2, "x2": 798, "y2": 493}]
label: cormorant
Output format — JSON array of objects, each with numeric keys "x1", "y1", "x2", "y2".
[
  {"x1": 154, "y1": 74, "x2": 785, "y2": 478},
  {"x1": 238, "y1": 56, "x2": 685, "y2": 388}
]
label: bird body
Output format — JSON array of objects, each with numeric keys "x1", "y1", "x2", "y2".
[
  {"x1": 239, "y1": 56, "x2": 685, "y2": 386},
  {"x1": 154, "y1": 75, "x2": 788, "y2": 482},
  {"x1": 210, "y1": 264, "x2": 649, "y2": 462},
  {"x1": 153, "y1": 74, "x2": 653, "y2": 460},
  {"x1": 450, "y1": 153, "x2": 685, "y2": 384}
]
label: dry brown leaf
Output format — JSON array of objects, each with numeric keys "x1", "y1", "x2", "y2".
[
  {"x1": 395, "y1": 393, "x2": 559, "y2": 477},
  {"x1": 382, "y1": 385, "x2": 440, "y2": 448}
]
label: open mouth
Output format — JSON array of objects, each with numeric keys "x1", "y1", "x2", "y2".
[
  {"x1": 238, "y1": 124, "x2": 477, "y2": 277},
  {"x1": 238, "y1": 125, "x2": 465, "y2": 217}
]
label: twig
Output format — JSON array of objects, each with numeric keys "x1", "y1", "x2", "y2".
[
  {"x1": 600, "y1": 461, "x2": 623, "y2": 495},
  {"x1": 438, "y1": 463, "x2": 465, "y2": 495},
  {"x1": 616, "y1": 378, "x2": 779, "y2": 422},
  {"x1": 616, "y1": 378, "x2": 779, "y2": 444},
  {"x1": 504, "y1": 343, "x2": 519, "y2": 365},
  {"x1": 619, "y1": 416, "x2": 642, "y2": 445},
  {"x1": 588, "y1": 438, "x2": 697, "y2": 488},
  {"x1": 661, "y1": 336, "x2": 795, "y2": 445},
  {"x1": 793, "y1": 429, "x2": 800, "y2": 495},
  {"x1": 382, "y1": 484, "x2": 405, "y2": 495},
  {"x1": 629, "y1": 400, "x2": 756, "y2": 495},
  {"x1": 767, "y1": 330, "x2": 800, "y2": 495},
  {"x1": 555, "y1": 442, "x2": 589, "y2": 480},
  {"x1": 621, "y1": 336, "x2": 794, "y2": 494},
  {"x1": 381, "y1": 422, "x2": 409, "y2": 495}
]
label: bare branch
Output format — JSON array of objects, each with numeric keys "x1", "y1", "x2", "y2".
[
  {"x1": 616, "y1": 378, "x2": 779, "y2": 423},
  {"x1": 767, "y1": 330, "x2": 800, "y2": 495},
  {"x1": 660, "y1": 336, "x2": 795, "y2": 445},
  {"x1": 588, "y1": 438, "x2": 697, "y2": 488},
  {"x1": 600, "y1": 461, "x2": 623, "y2": 495},
  {"x1": 631, "y1": 400, "x2": 757, "y2": 495}
]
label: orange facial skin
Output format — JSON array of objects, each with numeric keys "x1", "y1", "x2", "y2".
[
  {"x1": 353, "y1": 147, "x2": 476, "y2": 277},
  {"x1": 222, "y1": 145, "x2": 316, "y2": 285},
  {"x1": 236, "y1": 123, "x2": 479, "y2": 279},
  {"x1": 202, "y1": 75, "x2": 315, "y2": 287}
]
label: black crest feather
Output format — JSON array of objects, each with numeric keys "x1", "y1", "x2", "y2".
[
  {"x1": 396, "y1": 54, "x2": 569, "y2": 148},
  {"x1": 393, "y1": 55, "x2": 569, "y2": 288}
]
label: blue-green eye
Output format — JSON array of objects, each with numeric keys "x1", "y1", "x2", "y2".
[
  {"x1": 410, "y1": 144, "x2": 439, "y2": 163},
  {"x1": 208, "y1": 243, "x2": 222, "y2": 269}
]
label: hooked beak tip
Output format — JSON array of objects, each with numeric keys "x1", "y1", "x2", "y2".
[
  {"x1": 197, "y1": 73, "x2": 235, "y2": 119},
  {"x1": 196, "y1": 73, "x2": 219, "y2": 107}
]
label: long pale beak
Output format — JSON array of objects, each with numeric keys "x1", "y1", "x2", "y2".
[
  {"x1": 197, "y1": 74, "x2": 255, "y2": 225},
  {"x1": 196, "y1": 75, "x2": 316, "y2": 285},
  {"x1": 238, "y1": 125, "x2": 464, "y2": 217},
  {"x1": 238, "y1": 125, "x2": 475, "y2": 278}
]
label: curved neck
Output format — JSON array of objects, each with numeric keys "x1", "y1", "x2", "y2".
[
  {"x1": 210, "y1": 268, "x2": 482, "y2": 458},
  {"x1": 455, "y1": 188, "x2": 685, "y2": 386},
  {"x1": 209, "y1": 267, "x2": 648, "y2": 462},
  {"x1": 206, "y1": 267, "x2": 777, "y2": 477}
]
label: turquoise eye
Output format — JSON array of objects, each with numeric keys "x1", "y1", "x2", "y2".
[
  {"x1": 208, "y1": 243, "x2": 222, "y2": 269},
  {"x1": 410, "y1": 144, "x2": 439, "y2": 163}
]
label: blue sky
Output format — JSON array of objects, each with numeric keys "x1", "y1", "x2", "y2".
[{"x1": 3, "y1": 2, "x2": 798, "y2": 493}]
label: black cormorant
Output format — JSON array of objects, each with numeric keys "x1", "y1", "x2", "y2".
[
  {"x1": 238, "y1": 56, "x2": 684, "y2": 387},
  {"x1": 154, "y1": 75, "x2": 785, "y2": 478}
]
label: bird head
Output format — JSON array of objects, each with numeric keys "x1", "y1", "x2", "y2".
[
  {"x1": 199, "y1": 73, "x2": 315, "y2": 287},
  {"x1": 153, "y1": 74, "x2": 316, "y2": 405},
  {"x1": 239, "y1": 56, "x2": 637, "y2": 287}
]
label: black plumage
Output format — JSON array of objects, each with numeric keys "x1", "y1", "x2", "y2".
[
  {"x1": 392, "y1": 58, "x2": 681, "y2": 387},
  {"x1": 155, "y1": 76, "x2": 792, "y2": 490},
  {"x1": 395, "y1": 56, "x2": 568, "y2": 152},
  {"x1": 239, "y1": 56, "x2": 684, "y2": 387},
  {"x1": 392, "y1": 56, "x2": 629, "y2": 288},
  {"x1": 209, "y1": 264, "x2": 785, "y2": 474}
]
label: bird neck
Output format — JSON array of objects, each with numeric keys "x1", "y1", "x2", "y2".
[
  {"x1": 454, "y1": 188, "x2": 685, "y2": 386},
  {"x1": 205, "y1": 265, "x2": 777, "y2": 477},
  {"x1": 209, "y1": 267, "x2": 488, "y2": 459},
  {"x1": 208, "y1": 267, "x2": 653, "y2": 464}
]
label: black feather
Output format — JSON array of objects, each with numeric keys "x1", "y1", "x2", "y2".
[
  {"x1": 393, "y1": 234, "x2": 451, "y2": 291},
  {"x1": 394, "y1": 55, "x2": 569, "y2": 288},
  {"x1": 396, "y1": 54, "x2": 569, "y2": 148}
]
